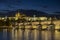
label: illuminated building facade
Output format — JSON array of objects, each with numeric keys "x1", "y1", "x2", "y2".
[{"x1": 0, "y1": 11, "x2": 60, "y2": 29}]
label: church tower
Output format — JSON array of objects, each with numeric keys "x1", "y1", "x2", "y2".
[{"x1": 15, "y1": 11, "x2": 21, "y2": 20}]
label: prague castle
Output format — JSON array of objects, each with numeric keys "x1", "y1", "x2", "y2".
[{"x1": 0, "y1": 11, "x2": 60, "y2": 30}]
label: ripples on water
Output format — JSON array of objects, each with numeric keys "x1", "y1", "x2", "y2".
[{"x1": 0, "y1": 29, "x2": 60, "y2": 40}]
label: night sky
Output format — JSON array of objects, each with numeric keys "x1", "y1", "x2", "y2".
[{"x1": 0, "y1": 0, "x2": 60, "y2": 14}]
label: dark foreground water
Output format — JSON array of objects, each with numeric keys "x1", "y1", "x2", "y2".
[{"x1": 0, "y1": 29, "x2": 60, "y2": 40}]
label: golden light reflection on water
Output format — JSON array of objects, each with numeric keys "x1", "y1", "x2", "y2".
[
  {"x1": 2, "y1": 29, "x2": 60, "y2": 40},
  {"x1": 55, "y1": 31, "x2": 60, "y2": 40}
]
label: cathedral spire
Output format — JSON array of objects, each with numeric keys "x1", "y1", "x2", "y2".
[{"x1": 15, "y1": 11, "x2": 20, "y2": 20}]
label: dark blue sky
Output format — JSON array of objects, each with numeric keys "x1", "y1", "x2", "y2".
[{"x1": 0, "y1": 0, "x2": 60, "y2": 14}]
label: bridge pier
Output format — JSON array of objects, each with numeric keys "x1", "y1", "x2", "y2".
[
  {"x1": 47, "y1": 24, "x2": 55, "y2": 31},
  {"x1": 47, "y1": 17, "x2": 55, "y2": 31},
  {"x1": 37, "y1": 24, "x2": 42, "y2": 30},
  {"x1": 37, "y1": 20, "x2": 42, "y2": 30}
]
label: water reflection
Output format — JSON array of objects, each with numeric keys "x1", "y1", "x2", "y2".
[
  {"x1": 0, "y1": 29, "x2": 60, "y2": 40},
  {"x1": 3, "y1": 29, "x2": 7, "y2": 40}
]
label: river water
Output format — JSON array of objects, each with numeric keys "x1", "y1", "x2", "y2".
[{"x1": 0, "y1": 29, "x2": 60, "y2": 40}]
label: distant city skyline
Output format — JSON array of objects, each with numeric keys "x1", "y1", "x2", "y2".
[{"x1": 0, "y1": 0, "x2": 60, "y2": 14}]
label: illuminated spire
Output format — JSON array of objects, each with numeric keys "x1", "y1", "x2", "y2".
[
  {"x1": 15, "y1": 11, "x2": 20, "y2": 17},
  {"x1": 15, "y1": 11, "x2": 20, "y2": 20},
  {"x1": 33, "y1": 15, "x2": 36, "y2": 21}
]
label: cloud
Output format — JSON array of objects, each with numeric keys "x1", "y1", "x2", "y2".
[
  {"x1": 0, "y1": 0, "x2": 23, "y2": 10},
  {"x1": 0, "y1": 0, "x2": 22, "y2": 5}
]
